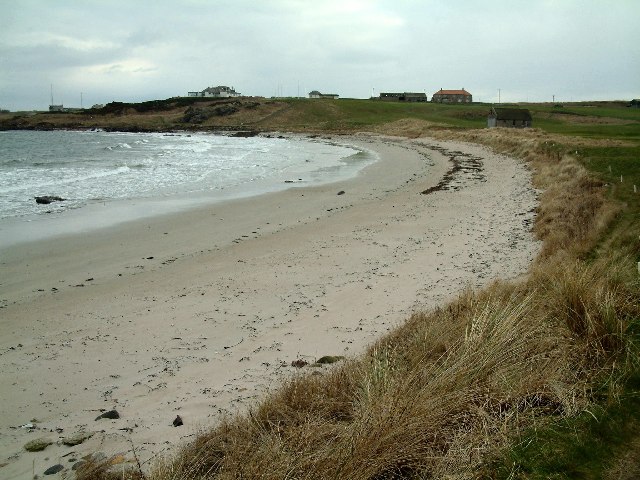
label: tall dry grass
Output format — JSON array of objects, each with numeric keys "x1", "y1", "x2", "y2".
[
  {"x1": 79, "y1": 127, "x2": 639, "y2": 479},
  {"x1": 148, "y1": 292, "x2": 527, "y2": 478},
  {"x1": 141, "y1": 268, "x2": 634, "y2": 479}
]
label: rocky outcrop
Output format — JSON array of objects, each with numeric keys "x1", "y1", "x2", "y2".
[{"x1": 183, "y1": 103, "x2": 240, "y2": 123}]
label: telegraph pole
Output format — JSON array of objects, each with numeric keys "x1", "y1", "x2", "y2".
[
  {"x1": 498, "y1": 89, "x2": 501, "y2": 104},
  {"x1": 80, "y1": 92, "x2": 83, "y2": 109}
]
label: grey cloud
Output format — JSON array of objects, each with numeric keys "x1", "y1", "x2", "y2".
[
  {"x1": 1, "y1": 0, "x2": 639, "y2": 110},
  {"x1": 0, "y1": 42, "x2": 124, "y2": 72}
]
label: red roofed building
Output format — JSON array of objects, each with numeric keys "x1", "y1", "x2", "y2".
[{"x1": 431, "y1": 88, "x2": 472, "y2": 103}]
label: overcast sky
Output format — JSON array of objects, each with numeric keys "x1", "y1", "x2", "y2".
[{"x1": 1, "y1": 0, "x2": 638, "y2": 111}]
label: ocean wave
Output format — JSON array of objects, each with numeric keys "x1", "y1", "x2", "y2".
[
  {"x1": 340, "y1": 149, "x2": 373, "y2": 163},
  {"x1": 105, "y1": 142, "x2": 133, "y2": 151},
  {"x1": 1, "y1": 131, "x2": 377, "y2": 222},
  {"x1": 4, "y1": 166, "x2": 133, "y2": 194},
  {"x1": 1, "y1": 158, "x2": 76, "y2": 168},
  {"x1": 114, "y1": 161, "x2": 148, "y2": 169},
  {"x1": 1, "y1": 158, "x2": 30, "y2": 166}
]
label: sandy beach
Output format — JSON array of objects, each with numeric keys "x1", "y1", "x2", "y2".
[{"x1": 0, "y1": 135, "x2": 540, "y2": 479}]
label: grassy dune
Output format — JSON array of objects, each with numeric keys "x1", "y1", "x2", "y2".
[{"x1": 22, "y1": 99, "x2": 638, "y2": 479}]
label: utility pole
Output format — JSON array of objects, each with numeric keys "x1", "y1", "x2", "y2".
[
  {"x1": 80, "y1": 92, "x2": 83, "y2": 109},
  {"x1": 498, "y1": 89, "x2": 501, "y2": 104},
  {"x1": 553, "y1": 94, "x2": 555, "y2": 103}
]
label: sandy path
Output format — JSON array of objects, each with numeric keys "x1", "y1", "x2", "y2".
[{"x1": 0, "y1": 135, "x2": 539, "y2": 479}]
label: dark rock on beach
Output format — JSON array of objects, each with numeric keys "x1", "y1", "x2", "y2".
[
  {"x1": 173, "y1": 415, "x2": 183, "y2": 427},
  {"x1": 35, "y1": 195, "x2": 65, "y2": 204},
  {"x1": 44, "y1": 464, "x2": 64, "y2": 475},
  {"x1": 230, "y1": 130, "x2": 259, "y2": 137},
  {"x1": 95, "y1": 409, "x2": 120, "y2": 421}
]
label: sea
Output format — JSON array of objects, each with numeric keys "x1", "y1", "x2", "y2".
[{"x1": 0, "y1": 130, "x2": 376, "y2": 248}]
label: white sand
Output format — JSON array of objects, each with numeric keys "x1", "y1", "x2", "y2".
[{"x1": 0, "y1": 135, "x2": 540, "y2": 479}]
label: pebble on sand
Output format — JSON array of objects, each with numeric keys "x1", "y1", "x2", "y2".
[
  {"x1": 95, "y1": 409, "x2": 120, "y2": 421},
  {"x1": 62, "y1": 431, "x2": 94, "y2": 446},
  {"x1": 24, "y1": 437, "x2": 53, "y2": 452},
  {"x1": 44, "y1": 464, "x2": 64, "y2": 475}
]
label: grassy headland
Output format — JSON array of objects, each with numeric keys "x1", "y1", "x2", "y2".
[
  {"x1": 7, "y1": 98, "x2": 639, "y2": 478},
  {"x1": 1, "y1": 97, "x2": 637, "y2": 136}
]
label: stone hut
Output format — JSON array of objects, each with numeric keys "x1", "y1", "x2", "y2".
[{"x1": 487, "y1": 107, "x2": 532, "y2": 128}]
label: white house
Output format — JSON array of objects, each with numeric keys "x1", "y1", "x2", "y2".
[{"x1": 188, "y1": 86, "x2": 241, "y2": 98}]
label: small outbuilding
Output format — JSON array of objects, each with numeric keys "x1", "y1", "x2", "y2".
[
  {"x1": 487, "y1": 107, "x2": 532, "y2": 128},
  {"x1": 379, "y1": 92, "x2": 427, "y2": 102},
  {"x1": 309, "y1": 91, "x2": 339, "y2": 99}
]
